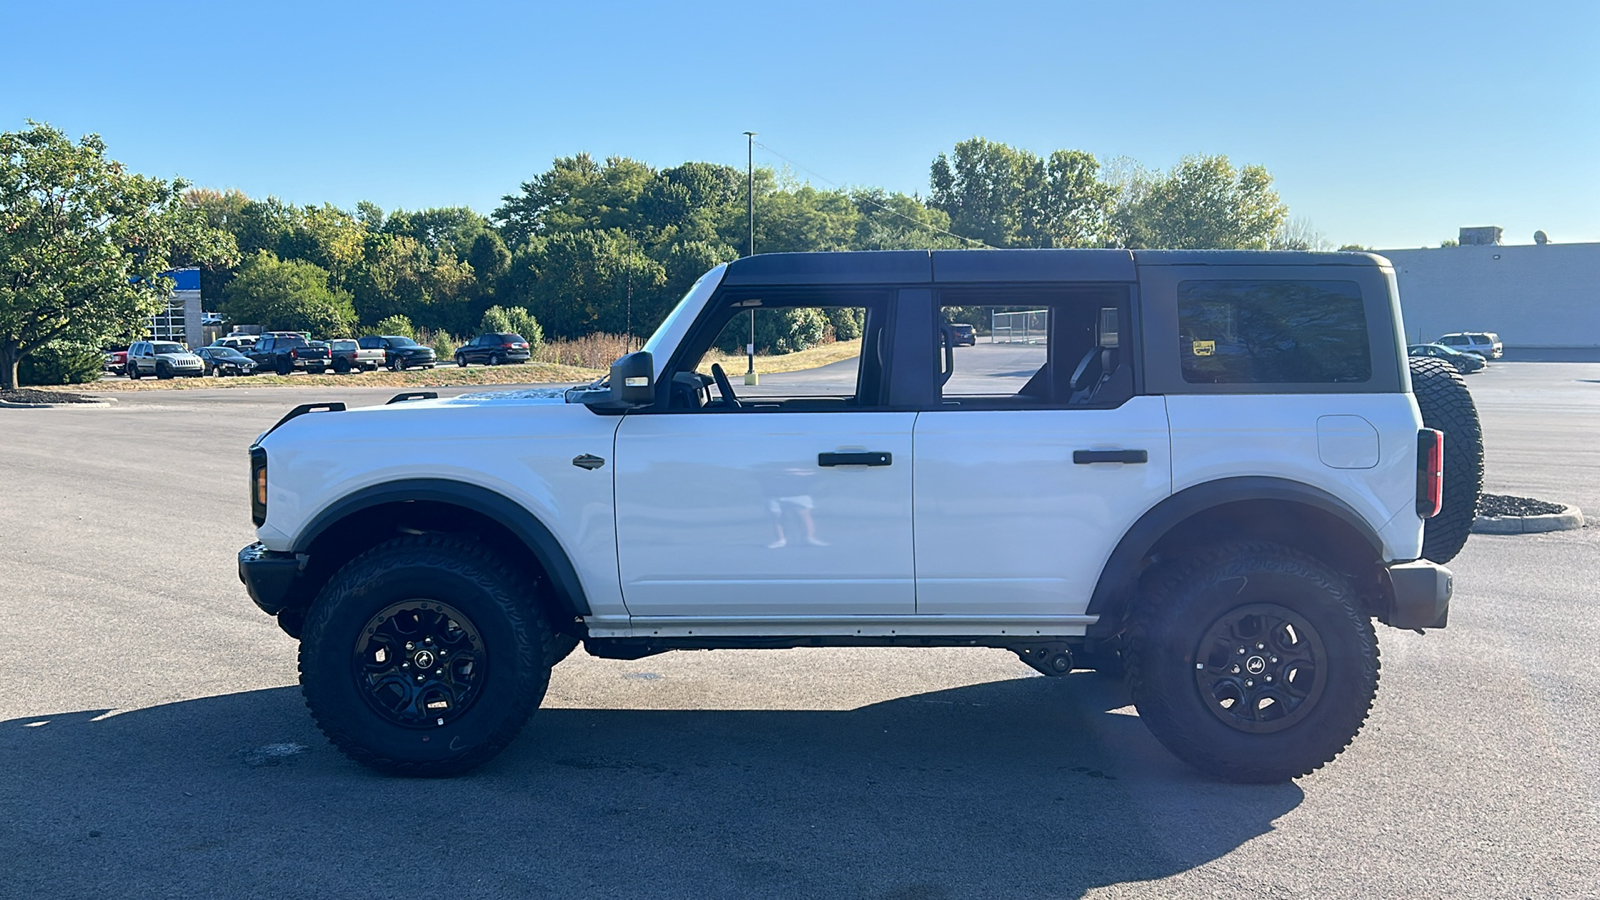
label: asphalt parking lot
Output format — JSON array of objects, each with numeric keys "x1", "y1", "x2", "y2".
[{"x1": 1, "y1": 361, "x2": 1597, "y2": 898}]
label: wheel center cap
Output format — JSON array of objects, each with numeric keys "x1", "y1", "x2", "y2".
[
  {"x1": 413, "y1": 649, "x2": 436, "y2": 669},
  {"x1": 1245, "y1": 655, "x2": 1267, "y2": 675}
]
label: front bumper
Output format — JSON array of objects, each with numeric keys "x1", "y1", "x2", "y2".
[
  {"x1": 1382, "y1": 560, "x2": 1452, "y2": 629},
  {"x1": 238, "y1": 542, "x2": 305, "y2": 615}
]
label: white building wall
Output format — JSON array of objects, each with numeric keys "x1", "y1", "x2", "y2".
[{"x1": 1376, "y1": 242, "x2": 1600, "y2": 348}]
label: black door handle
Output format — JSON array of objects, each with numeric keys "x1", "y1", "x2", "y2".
[
  {"x1": 819, "y1": 451, "x2": 893, "y2": 467},
  {"x1": 1073, "y1": 449, "x2": 1148, "y2": 464}
]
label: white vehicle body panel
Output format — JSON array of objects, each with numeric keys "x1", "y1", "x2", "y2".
[
  {"x1": 257, "y1": 396, "x2": 630, "y2": 619},
  {"x1": 1165, "y1": 393, "x2": 1425, "y2": 561},
  {"x1": 911, "y1": 398, "x2": 1173, "y2": 617},
  {"x1": 613, "y1": 411, "x2": 917, "y2": 617}
]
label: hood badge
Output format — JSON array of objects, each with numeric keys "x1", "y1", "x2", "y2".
[{"x1": 572, "y1": 454, "x2": 606, "y2": 471}]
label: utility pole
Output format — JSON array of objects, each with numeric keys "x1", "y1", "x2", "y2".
[{"x1": 743, "y1": 131, "x2": 758, "y2": 384}]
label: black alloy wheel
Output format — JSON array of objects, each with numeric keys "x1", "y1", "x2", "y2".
[
  {"x1": 1192, "y1": 604, "x2": 1327, "y2": 734},
  {"x1": 300, "y1": 535, "x2": 555, "y2": 776},
  {"x1": 353, "y1": 599, "x2": 488, "y2": 729},
  {"x1": 1127, "y1": 542, "x2": 1379, "y2": 783}
]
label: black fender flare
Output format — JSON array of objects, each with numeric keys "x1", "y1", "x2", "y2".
[
  {"x1": 292, "y1": 478, "x2": 593, "y2": 617},
  {"x1": 1086, "y1": 476, "x2": 1386, "y2": 623}
]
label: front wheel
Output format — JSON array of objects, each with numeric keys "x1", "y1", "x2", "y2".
[
  {"x1": 456, "y1": 355, "x2": 467, "y2": 368},
  {"x1": 156, "y1": 362, "x2": 173, "y2": 380},
  {"x1": 299, "y1": 535, "x2": 554, "y2": 776},
  {"x1": 1127, "y1": 542, "x2": 1379, "y2": 783}
]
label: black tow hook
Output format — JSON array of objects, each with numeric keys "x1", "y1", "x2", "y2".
[{"x1": 1014, "y1": 643, "x2": 1075, "y2": 677}]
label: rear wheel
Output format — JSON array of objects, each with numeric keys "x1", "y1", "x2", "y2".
[
  {"x1": 333, "y1": 358, "x2": 351, "y2": 375},
  {"x1": 1127, "y1": 542, "x2": 1379, "y2": 783},
  {"x1": 300, "y1": 535, "x2": 554, "y2": 776},
  {"x1": 491, "y1": 352, "x2": 504, "y2": 366},
  {"x1": 127, "y1": 363, "x2": 140, "y2": 380},
  {"x1": 276, "y1": 357, "x2": 292, "y2": 376},
  {"x1": 1409, "y1": 357, "x2": 1483, "y2": 563}
]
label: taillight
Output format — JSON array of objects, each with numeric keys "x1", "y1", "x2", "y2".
[
  {"x1": 1416, "y1": 429, "x2": 1443, "y2": 518},
  {"x1": 502, "y1": 342, "x2": 516, "y2": 349},
  {"x1": 250, "y1": 447, "x2": 268, "y2": 526}
]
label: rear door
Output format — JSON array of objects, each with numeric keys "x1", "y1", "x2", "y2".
[{"x1": 912, "y1": 286, "x2": 1171, "y2": 617}]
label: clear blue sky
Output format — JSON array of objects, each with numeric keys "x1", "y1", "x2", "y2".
[{"x1": 4, "y1": 0, "x2": 1596, "y2": 249}]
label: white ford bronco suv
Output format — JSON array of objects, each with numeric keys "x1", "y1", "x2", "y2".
[{"x1": 239, "y1": 250, "x2": 1481, "y2": 782}]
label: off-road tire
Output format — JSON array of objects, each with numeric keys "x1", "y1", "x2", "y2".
[
  {"x1": 299, "y1": 534, "x2": 555, "y2": 776},
  {"x1": 1127, "y1": 542, "x2": 1379, "y2": 783},
  {"x1": 1409, "y1": 357, "x2": 1483, "y2": 563}
]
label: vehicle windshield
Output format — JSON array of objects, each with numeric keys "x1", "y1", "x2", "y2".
[
  {"x1": 153, "y1": 343, "x2": 186, "y2": 355},
  {"x1": 387, "y1": 337, "x2": 418, "y2": 348},
  {"x1": 642, "y1": 264, "x2": 727, "y2": 374}
]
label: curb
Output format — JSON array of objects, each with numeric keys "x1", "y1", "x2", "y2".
[
  {"x1": 1473, "y1": 504, "x2": 1585, "y2": 535},
  {"x1": 0, "y1": 396, "x2": 118, "y2": 409}
]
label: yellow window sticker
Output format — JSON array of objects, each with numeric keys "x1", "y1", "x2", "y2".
[{"x1": 1192, "y1": 340, "x2": 1216, "y2": 357}]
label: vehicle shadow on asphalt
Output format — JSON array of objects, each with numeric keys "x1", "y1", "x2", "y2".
[{"x1": 0, "y1": 674, "x2": 1301, "y2": 899}]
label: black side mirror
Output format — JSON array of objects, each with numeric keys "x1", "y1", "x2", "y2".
[{"x1": 575, "y1": 350, "x2": 655, "y2": 410}]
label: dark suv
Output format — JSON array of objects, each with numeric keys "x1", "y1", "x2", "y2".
[
  {"x1": 359, "y1": 335, "x2": 437, "y2": 371},
  {"x1": 247, "y1": 334, "x2": 331, "y2": 375},
  {"x1": 453, "y1": 333, "x2": 532, "y2": 367}
]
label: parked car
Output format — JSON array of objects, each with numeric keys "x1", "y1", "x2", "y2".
[
  {"x1": 453, "y1": 332, "x2": 532, "y2": 367},
  {"x1": 246, "y1": 333, "x2": 332, "y2": 375},
  {"x1": 948, "y1": 323, "x2": 977, "y2": 346},
  {"x1": 103, "y1": 348, "x2": 128, "y2": 374},
  {"x1": 126, "y1": 340, "x2": 204, "y2": 379},
  {"x1": 1437, "y1": 332, "x2": 1502, "y2": 360},
  {"x1": 196, "y1": 346, "x2": 258, "y2": 376},
  {"x1": 1409, "y1": 343, "x2": 1486, "y2": 375},
  {"x1": 212, "y1": 335, "x2": 258, "y2": 350},
  {"x1": 359, "y1": 335, "x2": 436, "y2": 371},
  {"x1": 327, "y1": 339, "x2": 385, "y2": 374},
  {"x1": 242, "y1": 249, "x2": 1470, "y2": 783},
  {"x1": 201, "y1": 312, "x2": 225, "y2": 326}
]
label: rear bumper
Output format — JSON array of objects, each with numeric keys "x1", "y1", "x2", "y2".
[
  {"x1": 238, "y1": 542, "x2": 305, "y2": 615},
  {"x1": 1382, "y1": 560, "x2": 1452, "y2": 629}
]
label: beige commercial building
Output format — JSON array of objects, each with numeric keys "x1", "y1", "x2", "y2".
[{"x1": 1377, "y1": 229, "x2": 1599, "y2": 349}]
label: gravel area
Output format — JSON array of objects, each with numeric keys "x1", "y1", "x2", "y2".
[
  {"x1": 1478, "y1": 493, "x2": 1568, "y2": 516},
  {"x1": 0, "y1": 388, "x2": 95, "y2": 404}
]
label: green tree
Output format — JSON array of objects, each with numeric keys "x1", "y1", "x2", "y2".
[
  {"x1": 1113, "y1": 154, "x2": 1286, "y2": 249},
  {"x1": 494, "y1": 154, "x2": 656, "y2": 246},
  {"x1": 221, "y1": 252, "x2": 356, "y2": 335},
  {"x1": 849, "y1": 189, "x2": 968, "y2": 250},
  {"x1": 373, "y1": 314, "x2": 415, "y2": 338},
  {"x1": 532, "y1": 229, "x2": 665, "y2": 339},
  {"x1": 383, "y1": 206, "x2": 491, "y2": 258},
  {"x1": 479, "y1": 305, "x2": 544, "y2": 349},
  {"x1": 929, "y1": 138, "x2": 1113, "y2": 248},
  {"x1": 352, "y1": 233, "x2": 476, "y2": 333},
  {"x1": 0, "y1": 123, "x2": 236, "y2": 389},
  {"x1": 466, "y1": 230, "x2": 511, "y2": 288}
]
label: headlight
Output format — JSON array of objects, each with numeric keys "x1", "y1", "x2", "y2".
[{"x1": 250, "y1": 447, "x2": 268, "y2": 526}]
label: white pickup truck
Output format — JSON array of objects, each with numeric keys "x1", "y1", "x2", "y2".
[
  {"x1": 239, "y1": 249, "x2": 1481, "y2": 782},
  {"x1": 326, "y1": 339, "x2": 385, "y2": 374}
]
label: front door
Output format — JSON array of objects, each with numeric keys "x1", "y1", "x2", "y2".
[{"x1": 612, "y1": 290, "x2": 915, "y2": 618}]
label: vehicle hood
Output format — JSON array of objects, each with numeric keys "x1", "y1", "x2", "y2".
[
  {"x1": 156, "y1": 352, "x2": 201, "y2": 362},
  {"x1": 258, "y1": 387, "x2": 582, "y2": 448}
]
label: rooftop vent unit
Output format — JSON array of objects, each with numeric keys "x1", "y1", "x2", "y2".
[{"x1": 1459, "y1": 226, "x2": 1503, "y2": 246}]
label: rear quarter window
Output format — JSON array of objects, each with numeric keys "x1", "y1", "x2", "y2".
[{"x1": 1178, "y1": 280, "x2": 1370, "y2": 384}]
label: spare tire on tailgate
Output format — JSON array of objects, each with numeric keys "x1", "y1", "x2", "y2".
[{"x1": 1409, "y1": 357, "x2": 1484, "y2": 563}]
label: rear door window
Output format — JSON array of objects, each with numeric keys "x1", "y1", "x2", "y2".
[{"x1": 1178, "y1": 280, "x2": 1370, "y2": 384}]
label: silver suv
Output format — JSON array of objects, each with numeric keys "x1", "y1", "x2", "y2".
[
  {"x1": 126, "y1": 340, "x2": 203, "y2": 379},
  {"x1": 1437, "y1": 332, "x2": 1502, "y2": 360}
]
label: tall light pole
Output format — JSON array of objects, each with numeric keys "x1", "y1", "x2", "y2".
[{"x1": 743, "y1": 131, "x2": 758, "y2": 384}]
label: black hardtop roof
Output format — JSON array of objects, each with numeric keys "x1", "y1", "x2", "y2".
[{"x1": 719, "y1": 249, "x2": 1389, "y2": 286}]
